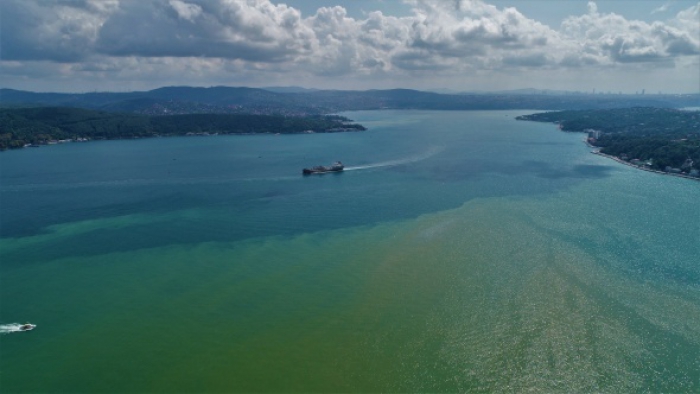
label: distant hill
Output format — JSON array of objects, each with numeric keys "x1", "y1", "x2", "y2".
[
  {"x1": 262, "y1": 86, "x2": 320, "y2": 93},
  {"x1": 0, "y1": 86, "x2": 299, "y2": 115},
  {"x1": 490, "y1": 88, "x2": 576, "y2": 95},
  {"x1": 2, "y1": 86, "x2": 698, "y2": 115}
]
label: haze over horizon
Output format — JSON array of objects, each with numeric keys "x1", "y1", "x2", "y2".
[{"x1": 1, "y1": 0, "x2": 699, "y2": 94}]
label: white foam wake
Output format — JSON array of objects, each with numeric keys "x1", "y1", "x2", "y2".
[
  {"x1": 1, "y1": 323, "x2": 30, "y2": 334},
  {"x1": 344, "y1": 146, "x2": 444, "y2": 171}
]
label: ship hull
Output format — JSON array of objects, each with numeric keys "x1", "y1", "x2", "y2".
[
  {"x1": 302, "y1": 162, "x2": 344, "y2": 175},
  {"x1": 302, "y1": 167, "x2": 343, "y2": 175}
]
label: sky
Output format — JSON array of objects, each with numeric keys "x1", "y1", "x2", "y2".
[{"x1": 1, "y1": 0, "x2": 698, "y2": 93}]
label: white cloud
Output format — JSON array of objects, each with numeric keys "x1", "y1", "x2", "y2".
[
  {"x1": 587, "y1": 1, "x2": 598, "y2": 15},
  {"x1": 91, "y1": 0, "x2": 318, "y2": 62},
  {"x1": 560, "y1": 2, "x2": 699, "y2": 65},
  {"x1": 1, "y1": 0, "x2": 698, "y2": 92},
  {"x1": 169, "y1": 0, "x2": 203, "y2": 22},
  {"x1": 0, "y1": 0, "x2": 119, "y2": 61},
  {"x1": 651, "y1": 2, "x2": 671, "y2": 15}
]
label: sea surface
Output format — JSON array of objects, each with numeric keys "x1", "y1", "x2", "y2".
[{"x1": 1, "y1": 110, "x2": 699, "y2": 392}]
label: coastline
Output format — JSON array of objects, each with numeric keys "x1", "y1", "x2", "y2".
[
  {"x1": 586, "y1": 140, "x2": 700, "y2": 182},
  {"x1": 519, "y1": 108, "x2": 700, "y2": 184},
  {"x1": 1, "y1": 127, "x2": 367, "y2": 152}
]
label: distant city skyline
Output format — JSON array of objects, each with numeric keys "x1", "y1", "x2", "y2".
[{"x1": 1, "y1": 0, "x2": 698, "y2": 93}]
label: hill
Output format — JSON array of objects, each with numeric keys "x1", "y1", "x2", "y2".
[
  {"x1": 0, "y1": 107, "x2": 365, "y2": 150},
  {"x1": 2, "y1": 86, "x2": 698, "y2": 116},
  {"x1": 517, "y1": 108, "x2": 700, "y2": 174}
]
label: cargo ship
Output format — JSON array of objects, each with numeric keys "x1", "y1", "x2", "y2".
[{"x1": 303, "y1": 161, "x2": 344, "y2": 175}]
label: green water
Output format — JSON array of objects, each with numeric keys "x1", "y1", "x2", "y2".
[{"x1": 1, "y1": 110, "x2": 699, "y2": 392}]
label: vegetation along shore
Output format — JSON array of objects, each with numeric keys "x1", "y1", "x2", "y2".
[
  {"x1": 518, "y1": 107, "x2": 700, "y2": 180},
  {"x1": 0, "y1": 107, "x2": 366, "y2": 150}
]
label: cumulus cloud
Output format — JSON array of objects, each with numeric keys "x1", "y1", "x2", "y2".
[
  {"x1": 92, "y1": 0, "x2": 317, "y2": 62},
  {"x1": 651, "y1": 2, "x2": 671, "y2": 15},
  {"x1": 396, "y1": 0, "x2": 559, "y2": 72},
  {"x1": 0, "y1": 0, "x2": 119, "y2": 62},
  {"x1": 169, "y1": 0, "x2": 203, "y2": 21},
  {"x1": 1, "y1": 0, "x2": 698, "y2": 91},
  {"x1": 560, "y1": 2, "x2": 699, "y2": 65}
]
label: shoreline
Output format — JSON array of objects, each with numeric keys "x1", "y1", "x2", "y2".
[
  {"x1": 1, "y1": 128, "x2": 367, "y2": 152},
  {"x1": 586, "y1": 140, "x2": 700, "y2": 182}
]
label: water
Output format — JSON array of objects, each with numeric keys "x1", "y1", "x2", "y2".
[{"x1": 1, "y1": 110, "x2": 699, "y2": 392}]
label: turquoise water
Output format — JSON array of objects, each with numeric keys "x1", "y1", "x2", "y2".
[{"x1": 1, "y1": 110, "x2": 699, "y2": 392}]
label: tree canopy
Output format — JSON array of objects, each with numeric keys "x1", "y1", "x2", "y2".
[
  {"x1": 517, "y1": 108, "x2": 700, "y2": 172},
  {"x1": 0, "y1": 107, "x2": 365, "y2": 150}
]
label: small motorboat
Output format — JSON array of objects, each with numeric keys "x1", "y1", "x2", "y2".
[{"x1": 19, "y1": 323, "x2": 36, "y2": 331}]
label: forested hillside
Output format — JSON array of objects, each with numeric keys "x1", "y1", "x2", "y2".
[
  {"x1": 2, "y1": 87, "x2": 698, "y2": 116},
  {"x1": 517, "y1": 108, "x2": 700, "y2": 173},
  {"x1": 0, "y1": 107, "x2": 365, "y2": 150}
]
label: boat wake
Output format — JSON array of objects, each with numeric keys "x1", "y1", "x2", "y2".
[
  {"x1": 344, "y1": 146, "x2": 444, "y2": 171},
  {"x1": 0, "y1": 323, "x2": 31, "y2": 334}
]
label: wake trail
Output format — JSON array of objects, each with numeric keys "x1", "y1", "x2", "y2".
[
  {"x1": 3, "y1": 147, "x2": 444, "y2": 192},
  {"x1": 344, "y1": 146, "x2": 444, "y2": 171},
  {"x1": 1, "y1": 323, "x2": 27, "y2": 334}
]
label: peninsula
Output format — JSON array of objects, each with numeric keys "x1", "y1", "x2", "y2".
[
  {"x1": 0, "y1": 107, "x2": 366, "y2": 150},
  {"x1": 517, "y1": 107, "x2": 700, "y2": 179}
]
